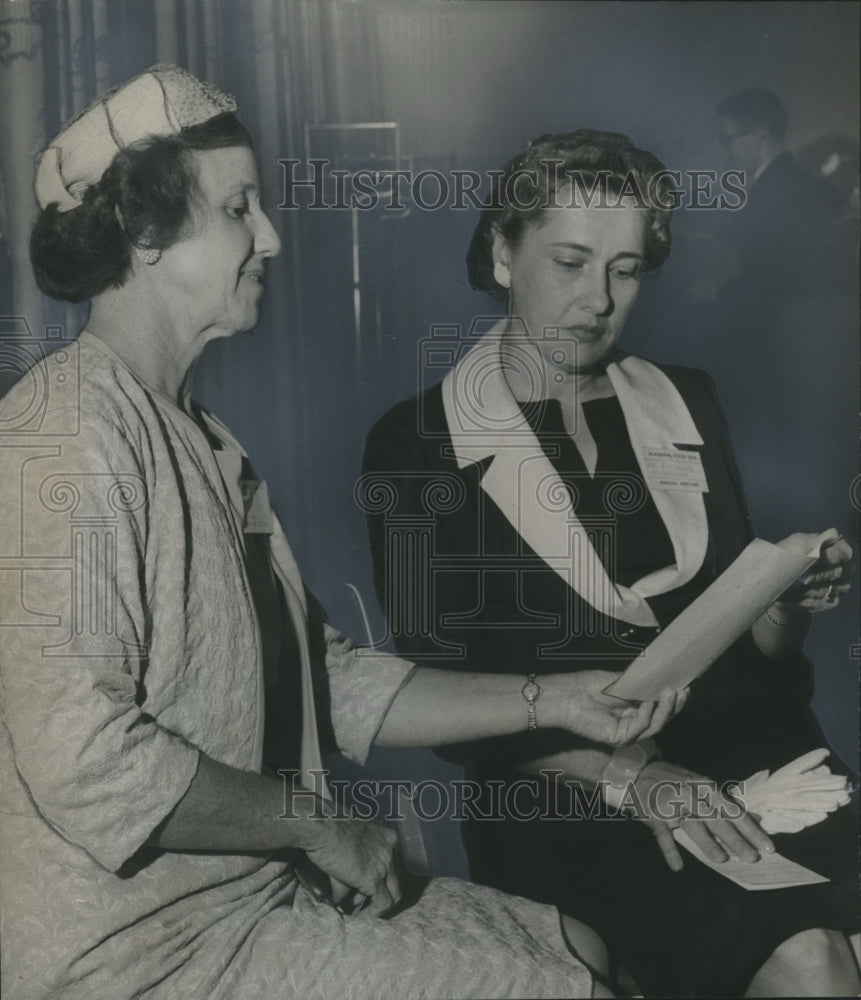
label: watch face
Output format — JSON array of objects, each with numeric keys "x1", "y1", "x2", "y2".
[{"x1": 522, "y1": 680, "x2": 541, "y2": 702}]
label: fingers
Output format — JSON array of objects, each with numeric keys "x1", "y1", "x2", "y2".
[
  {"x1": 638, "y1": 765, "x2": 778, "y2": 866},
  {"x1": 796, "y1": 535, "x2": 855, "y2": 611},
  {"x1": 819, "y1": 536, "x2": 853, "y2": 567},
  {"x1": 798, "y1": 582, "x2": 850, "y2": 612},
  {"x1": 615, "y1": 685, "x2": 689, "y2": 744},
  {"x1": 573, "y1": 679, "x2": 687, "y2": 746},
  {"x1": 357, "y1": 826, "x2": 402, "y2": 916},
  {"x1": 330, "y1": 876, "x2": 353, "y2": 905},
  {"x1": 612, "y1": 700, "x2": 657, "y2": 745},
  {"x1": 363, "y1": 882, "x2": 396, "y2": 917},
  {"x1": 651, "y1": 822, "x2": 684, "y2": 872},
  {"x1": 708, "y1": 817, "x2": 767, "y2": 862},
  {"x1": 360, "y1": 859, "x2": 405, "y2": 918},
  {"x1": 781, "y1": 565, "x2": 852, "y2": 611},
  {"x1": 640, "y1": 687, "x2": 687, "y2": 739},
  {"x1": 683, "y1": 806, "x2": 775, "y2": 864},
  {"x1": 681, "y1": 820, "x2": 731, "y2": 863},
  {"x1": 777, "y1": 531, "x2": 854, "y2": 610},
  {"x1": 308, "y1": 818, "x2": 403, "y2": 909}
]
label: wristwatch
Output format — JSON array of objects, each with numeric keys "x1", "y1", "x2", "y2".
[
  {"x1": 601, "y1": 738, "x2": 659, "y2": 809},
  {"x1": 521, "y1": 674, "x2": 541, "y2": 730}
]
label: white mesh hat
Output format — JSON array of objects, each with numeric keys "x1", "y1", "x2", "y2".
[{"x1": 34, "y1": 65, "x2": 237, "y2": 213}]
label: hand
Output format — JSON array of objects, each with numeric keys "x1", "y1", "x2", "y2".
[
  {"x1": 774, "y1": 529, "x2": 854, "y2": 615},
  {"x1": 632, "y1": 760, "x2": 775, "y2": 872},
  {"x1": 303, "y1": 815, "x2": 405, "y2": 917},
  {"x1": 561, "y1": 671, "x2": 688, "y2": 747}
]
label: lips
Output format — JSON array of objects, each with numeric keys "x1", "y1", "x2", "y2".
[{"x1": 566, "y1": 325, "x2": 607, "y2": 341}]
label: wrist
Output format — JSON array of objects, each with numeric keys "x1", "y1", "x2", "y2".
[
  {"x1": 764, "y1": 601, "x2": 805, "y2": 628},
  {"x1": 601, "y1": 739, "x2": 659, "y2": 808},
  {"x1": 539, "y1": 674, "x2": 578, "y2": 730},
  {"x1": 520, "y1": 674, "x2": 542, "y2": 731}
]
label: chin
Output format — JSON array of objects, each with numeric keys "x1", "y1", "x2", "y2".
[{"x1": 233, "y1": 312, "x2": 260, "y2": 336}]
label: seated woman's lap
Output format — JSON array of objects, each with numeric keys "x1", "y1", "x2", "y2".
[{"x1": 211, "y1": 877, "x2": 592, "y2": 1000}]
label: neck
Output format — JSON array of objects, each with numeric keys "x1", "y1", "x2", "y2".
[
  {"x1": 86, "y1": 284, "x2": 210, "y2": 407},
  {"x1": 546, "y1": 367, "x2": 615, "y2": 404},
  {"x1": 500, "y1": 326, "x2": 615, "y2": 404}
]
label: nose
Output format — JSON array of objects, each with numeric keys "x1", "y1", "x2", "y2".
[
  {"x1": 253, "y1": 208, "x2": 281, "y2": 258},
  {"x1": 577, "y1": 268, "x2": 612, "y2": 316}
]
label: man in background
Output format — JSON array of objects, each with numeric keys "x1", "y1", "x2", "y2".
[{"x1": 716, "y1": 87, "x2": 842, "y2": 298}]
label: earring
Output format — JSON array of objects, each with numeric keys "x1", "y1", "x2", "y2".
[
  {"x1": 135, "y1": 246, "x2": 161, "y2": 266},
  {"x1": 493, "y1": 260, "x2": 511, "y2": 288}
]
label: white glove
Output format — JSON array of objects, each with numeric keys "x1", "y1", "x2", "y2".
[{"x1": 735, "y1": 749, "x2": 851, "y2": 834}]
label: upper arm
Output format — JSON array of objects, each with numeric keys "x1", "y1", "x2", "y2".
[{"x1": 0, "y1": 415, "x2": 198, "y2": 871}]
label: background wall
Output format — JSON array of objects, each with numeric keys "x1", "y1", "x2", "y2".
[{"x1": 1, "y1": 0, "x2": 858, "y2": 874}]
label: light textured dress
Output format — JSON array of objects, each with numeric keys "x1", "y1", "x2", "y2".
[{"x1": 0, "y1": 332, "x2": 590, "y2": 1000}]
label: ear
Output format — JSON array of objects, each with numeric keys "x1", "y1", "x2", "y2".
[{"x1": 491, "y1": 227, "x2": 512, "y2": 289}]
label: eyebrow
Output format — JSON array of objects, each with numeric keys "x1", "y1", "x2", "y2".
[{"x1": 550, "y1": 242, "x2": 644, "y2": 261}]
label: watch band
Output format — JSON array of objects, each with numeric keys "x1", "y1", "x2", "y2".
[{"x1": 521, "y1": 674, "x2": 541, "y2": 731}]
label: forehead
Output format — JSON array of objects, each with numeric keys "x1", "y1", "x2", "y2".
[
  {"x1": 191, "y1": 145, "x2": 260, "y2": 200},
  {"x1": 526, "y1": 200, "x2": 648, "y2": 252}
]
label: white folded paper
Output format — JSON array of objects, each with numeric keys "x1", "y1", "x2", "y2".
[
  {"x1": 606, "y1": 532, "x2": 833, "y2": 701},
  {"x1": 673, "y1": 828, "x2": 829, "y2": 890}
]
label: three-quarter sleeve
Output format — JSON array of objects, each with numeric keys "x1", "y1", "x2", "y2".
[
  {"x1": 0, "y1": 414, "x2": 200, "y2": 872},
  {"x1": 303, "y1": 591, "x2": 414, "y2": 766}
]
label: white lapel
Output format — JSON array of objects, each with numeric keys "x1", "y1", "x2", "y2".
[
  {"x1": 441, "y1": 325, "x2": 708, "y2": 626},
  {"x1": 606, "y1": 356, "x2": 709, "y2": 599}
]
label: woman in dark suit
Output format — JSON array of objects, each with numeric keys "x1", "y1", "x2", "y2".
[{"x1": 363, "y1": 130, "x2": 859, "y2": 998}]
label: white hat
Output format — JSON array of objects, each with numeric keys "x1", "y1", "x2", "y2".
[{"x1": 34, "y1": 65, "x2": 237, "y2": 213}]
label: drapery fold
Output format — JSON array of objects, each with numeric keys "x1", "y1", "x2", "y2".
[{"x1": 0, "y1": 0, "x2": 386, "y2": 332}]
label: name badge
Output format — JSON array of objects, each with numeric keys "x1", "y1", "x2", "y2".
[
  {"x1": 240, "y1": 479, "x2": 273, "y2": 533},
  {"x1": 641, "y1": 446, "x2": 709, "y2": 493}
]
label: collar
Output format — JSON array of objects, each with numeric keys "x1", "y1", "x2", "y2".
[
  {"x1": 441, "y1": 322, "x2": 708, "y2": 626},
  {"x1": 751, "y1": 148, "x2": 790, "y2": 185}
]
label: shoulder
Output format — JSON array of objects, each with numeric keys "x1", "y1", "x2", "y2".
[
  {"x1": 756, "y1": 151, "x2": 805, "y2": 195},
  {"x1": 0, "y1": 339, "x2": 134, "y2": 449},
  {"x1": 630, "y1": 354, "x2": 728, "y2": 438},
  {"x1": 758, "y1": 153, "x2": 838, "y2": 214},
  {"x1": 631, "y1": 354, "x2": 719, "y2": 402},
  {"x1": 363, "y1": 381, "x2": 449, "y2": 468}
]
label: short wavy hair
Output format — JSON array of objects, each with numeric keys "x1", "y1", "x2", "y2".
[
  {"x1": 30, "y1": 113, "x2": 252, "y2": 303},
  {"x1": 466, "y1": 129, "x2": 675, "y2": 297},
  {"x1": 717, "y1": 89, "x2": 787, "y2": 142}
]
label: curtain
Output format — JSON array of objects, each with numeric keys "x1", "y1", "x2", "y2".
[
  {"x1": 0, "y1": 0, "x2": 384, "y2": 336},
  {"x1": 0, "y1": 0, "x2": 387, "y2": 533}
]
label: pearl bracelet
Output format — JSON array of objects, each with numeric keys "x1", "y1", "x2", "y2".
[{"x1": 764, "y1": 607, "x2": 793, "y2": 628}]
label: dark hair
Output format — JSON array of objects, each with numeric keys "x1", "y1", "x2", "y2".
[
  {"x1": 30, "y1": 113, "x2": 252, "y2": 303},
  {"x1": 717, "y1": 89, "x2": 787, "y2": 142},
  {"x1": 466, "y1": 130, "x2": 675, "y2": 297}
]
